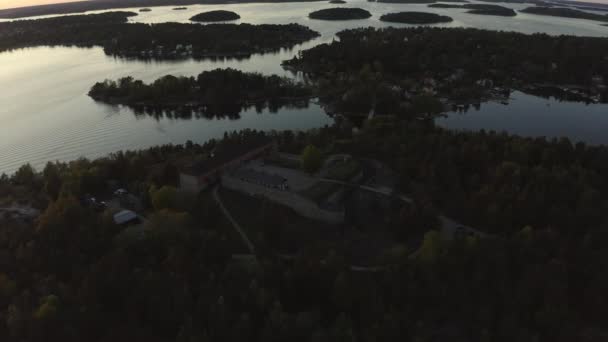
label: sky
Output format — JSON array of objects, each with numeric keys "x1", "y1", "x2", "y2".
[
  {"x1": 0, "y1": 0, "x2": 83, "y2": 10},
  {"x1": 0, "y1": 0, "x2": 607, "y2": 10}
]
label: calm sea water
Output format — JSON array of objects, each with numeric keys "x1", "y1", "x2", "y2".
[
  {"x1": 436, "y1": 92, "x2": 608, "y2": 145},
  {"x1": 1, "y1": 0, "x2": 607, "y2": 173}
]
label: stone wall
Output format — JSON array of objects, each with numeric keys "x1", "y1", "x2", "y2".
[{"x1": 222, "y1": 175, "x2": 344, "y2": 224}]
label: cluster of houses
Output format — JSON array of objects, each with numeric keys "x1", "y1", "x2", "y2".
[
  {"x1": 133, "y1": 44, "x2": 194, "y2": 59},
  {"x1": 0, "y1": 206, "x2": 40, "y2": 224},
  {"x1": 108, "y1": 37, "x2": 196, "y2": 59}
]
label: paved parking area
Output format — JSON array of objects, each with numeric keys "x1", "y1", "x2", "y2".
[{"x1": 245, "y1": 160, "x2": 317, "y2": 191}]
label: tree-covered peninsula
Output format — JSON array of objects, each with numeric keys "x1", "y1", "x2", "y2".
[
  {"x1": 0, "y1": 12, "x2": 320, "y2": 60},
  {"x1": 88, "y1": 68, "x2": 313, "y2": 116},
  {"x1": 380, "y1": 11, "x2": 453, "y2": 24},
  {"x1": 284, "y1": 27, "x2": 608, "y2": 115},
  {"x1": 308, "y1": 8, "x2": 372, "y2": 20},
  {"x1": 521, "y1": 6, "x2": 608, "y2": 22},
  {"x1": 190, "y1": 10, "x2": 241, "y2": 22},
  {"x1": 428, "y1": 3, "x2": 517, "y2": 16}
]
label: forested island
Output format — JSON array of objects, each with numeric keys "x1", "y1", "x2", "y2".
[
  {"x1": 521, "y1": 6, "x2": 608, "y2": 22},
  {"x1": 173, "y1": 6, "x2": 188, "y2": 10},
  {"x1": 428, "y1": 3, "x2": 464, "y2": 8},
  {"x1": 88, "y1": 68, "x2": 313, "y2": 117},
  {"x1": 190, "y1": 10, "x2": 241, "y2": 22},
  {"x1": 466, "y1": 4, "x2": 517, "y2": 16},
  {"x1": 284, "y1": 27, "x2": 608, "y2": 116},
  {"x1": 309, "y1": 8, "x2": 372, "y2": 20},
  {"x1": 428, "y1": 3, "x2": 517, "y2": 16},
  {"x1": 329, "y1": 0, "x2": 347, "y2": 3},
  {"x1": 0, "y1": 12, "x2": 320, "y2": 60},
  {"x1": 380, "y1": 11, "x2": 453, "y2": 24}
]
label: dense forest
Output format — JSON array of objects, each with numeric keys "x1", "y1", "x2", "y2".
[
  {"x1": 0, "y1": 12, "x2": 320, "y2": 60},
  {"x1": 379, "y1": 12, "x2": 453, "y2": 24},
  {"x1": 190, "y1": 10, "x2": 241, "y2": 22},
  {"x1": 88, "y1": 68, "x2": 313, "y2": 117},
  {"x1": 1, "y1": 125, "x2": 608, "y2": 341},
  {"x1": 351, "y1": 118, "x2": 608, "y2": 235},
  {"x1": 284, "y1": 27, "x2": 608, "y2": 114}
]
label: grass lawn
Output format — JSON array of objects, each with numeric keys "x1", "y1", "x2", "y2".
[
  {"x1": 218, "y1": 188, "x2": 406, "y2": 266},
  {"x1": 298, "y1": 182, "x2": 342, "y2": 203},
  {"x1": 218, "y1": 187, "x2": 340, "y2": 254},
  {"x1": 325, "y1": 159, "x2": 362, "y2": 182}
]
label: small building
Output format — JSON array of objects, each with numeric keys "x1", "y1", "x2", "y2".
[
  {"x1": 592, "y1": 75, "x2": 605, "y2": 86},
  {"x1": 179, "y1": 138, "x2": 277, "y2": 193},
  {"x1": 113, "y1": 210, "x2": 140, "y2": 226},
  {"x1": 114, "y1": 188, "x2": 128, "y2": 196}
]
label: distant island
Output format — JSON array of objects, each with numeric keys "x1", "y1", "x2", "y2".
[
  {"x1": 139, "y1": 8, "x2": 152, "y2": 12},
  {"x1": 573, "y1": 5, "x2": 608, "y2": 12},
  {"x1": 373, "y1": 0, "x2": 467, "y2": 3},
  {"x1": 466, "y1": 4, "x2": 517, "y2": 16},
  {"x1": 309, "y1": 8, "x2": 372, "y2": 20},
  {"x1": 476, "y1": 0, "x2": 526, "y2": 3},
  {"x1": 190, "y1": 10, "x2": 241, "y2": 22},
  {"x1": 173, "y1": 7, "x2": 188, "y2": 10},
  {"x1": 0, "y1": 0, "x2": 326, "y2": 19},
  {"x1": 521, "y1": 6, "x2": 608, "y2": 22},
  {"x1": 329, "y1": 0, "x2": 347, "y2": 3},
  {"x1": 88, "y1": 68, "x2": 313, "y2": 117},
  {"x1": 376, "y1": 0, "x2": 436, "y2": 3},
  {"x1": 380, "y1": 12, "x2": 453, "y2": 24},
  {"x1": 0, "y1": 12, "x2": 320, "y2": 60},
  {"x1": 428, "y1": 3, "x2": 463, "y2": 8},
  {"x1": 428, "y1": 3, "x2": 517, "y2": 16}
]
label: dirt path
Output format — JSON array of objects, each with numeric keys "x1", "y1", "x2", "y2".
[{"x1": 212, "y1": 187, "x2": 257, "y2": 258}]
